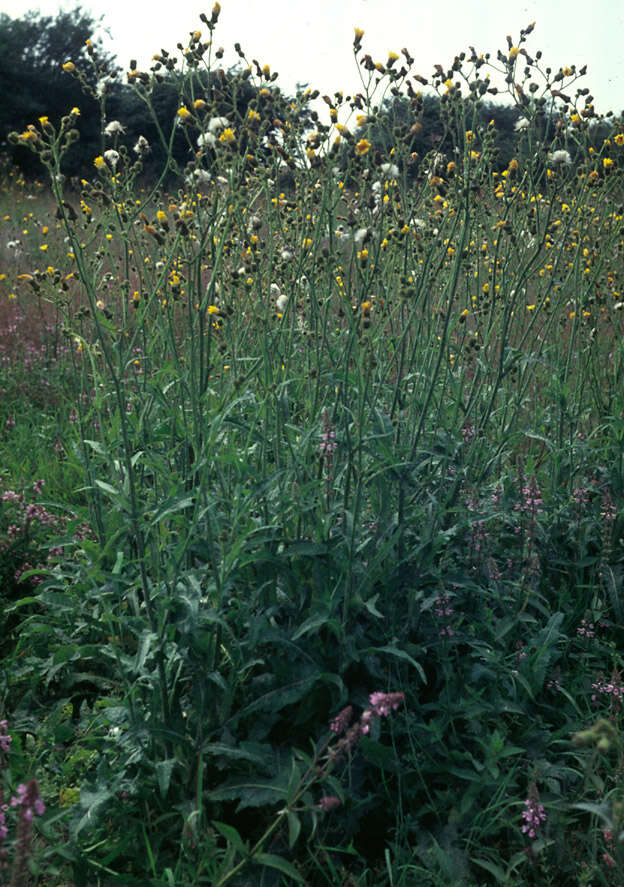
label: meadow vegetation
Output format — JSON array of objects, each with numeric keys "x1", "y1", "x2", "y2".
[{"x1": 2, "y1": 6, "x2": 624, "y2": 885}]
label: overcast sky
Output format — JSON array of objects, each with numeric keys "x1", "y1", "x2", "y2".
[{"x1": 5, "y1": 0, "x2": 624, "y2": 115}]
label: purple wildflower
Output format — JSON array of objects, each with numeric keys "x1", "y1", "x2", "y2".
[{"x1": 521, "y1": 784, "x2": 546, "y2": 839}]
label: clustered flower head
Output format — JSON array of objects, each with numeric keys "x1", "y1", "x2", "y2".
[
  {"x1": 591, "y1": 671, "x2": 624, "y2": 704},
  {"x1": 10, "y1": 781, "x2": 45, "y2": 822},
  {"x1": 0, "y1": 720, "x2": 10, "y2": 754},
  {"x1": 521, "y1": 784, "x2": 547, "y2": 839},
  {"x1": 320, "y1": 408, "x2": 337, "y2": 460},
  {"x1": 2, "y1": 779, "x2": 45, "y2": 883},
  {"x1": 435, "y1": 593, "x2": 455, "y2": 637},
  {"x1": 327, "y1": 692, "x2": 405, "y2": 761}
]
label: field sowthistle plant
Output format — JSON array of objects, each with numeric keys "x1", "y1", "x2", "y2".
[{"x1": 1, "y1": 5, "x2": 624, "y2": 883}]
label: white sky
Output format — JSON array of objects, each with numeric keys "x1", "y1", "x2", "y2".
[{"x1": 4, "y1": 0, "x2": 624, "y2": 116}]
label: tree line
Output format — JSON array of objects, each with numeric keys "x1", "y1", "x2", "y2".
[{"x1": 0, "y1": 6, "x2": 615, "y2": 186}]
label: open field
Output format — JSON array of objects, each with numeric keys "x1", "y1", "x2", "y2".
[{"x1": 2, "y1": 12, "x2": 624, "y2": 885}]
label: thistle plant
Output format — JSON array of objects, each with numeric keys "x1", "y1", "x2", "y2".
[{"x1": 1, "y1": 6, "x2": 624, "y2": 884}]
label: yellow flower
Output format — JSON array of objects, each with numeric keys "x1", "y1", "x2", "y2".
[
  {"x1": 62, "y1": 61, "x2": 75, "y2": 73},
  {"x1": 38, "y1": 116, "x2": 49, "y2": 126},
  {"x1": 355, "y1": 138, "x2": 371, "y2": 155},
  {"x1": 603, "y1": 157, "x2": 614, "y2": 170},
  {"x1": 509, "y1": 46, "x2": 519, "y2": 60},
  {"x1": 177, "y1": 106, "x2": 192, "y2": 121},
  {"x1": 354, "y1": 27, "x2": 365, "y2": 40},
  {"x1": 219, "y1": 128, "x2": 236, "y2": 144},
  {"x1": 193, "y1": 99, "x2": 206, "y2": 110},
  {"x1": 614, "y1": 134, "x2": 624, "y2": 146},
  {"x1": 70, "y1": 107, "x2": 80, "y2": 117},
  {"x1": 207, "y1": 305, "x2": 220, "y2": 314},
  {"x1": 94, "y1": 155, "x2": 106, "y2": 169}
]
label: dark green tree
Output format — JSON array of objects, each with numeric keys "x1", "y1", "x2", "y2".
[{"x1": 0, "y1": 6, "x2": 117, "y2": 175}]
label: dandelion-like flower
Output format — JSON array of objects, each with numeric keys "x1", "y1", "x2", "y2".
[
  {"x1": 379, "y1": 162, "x2": 399, "y2": 178},
  {"x1": 197, "y1": 131, "x2": 217, "y2": 150},
  {"x1": 219, "y1": 128, "x2": 236, "y2": 145},
  {"x1": 549, "y1": 149, "x2": 572, "y2": 167},
  {"x1": 207, "y1": 116, "x2": 230, "y2": 134},
  {"x1": 133, "y1": 135, "x2": 150, "y2": 156},
  {"x1": 104, "y1": 120, "x2": 125, "y2": 137},
  {"x1": 103, "y1": 149, "x2": 120, "y2": 171}
]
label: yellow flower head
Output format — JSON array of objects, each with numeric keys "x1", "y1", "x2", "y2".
[
  {"x1": 355, "y1": 138, "x2": 371, "y2": 155},
  {"x1": 219, "y1": 127, "x2": 236, "y2": 144},
  {"x1": 62, "y1": 61, "x2": 75, "y2": 73},
  {"x1": 94, "y1": 155, "x2": 106, "y2": 169},
  {"x1": 354, "y1": 27, "x2": 365, "y2": 41},
  {"x1": 508, "y1": 46, "x2": 519, "y2": 60},
  {"x1": 177, "y1": 106, "x2": 192, "y2": 121}
]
